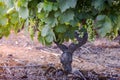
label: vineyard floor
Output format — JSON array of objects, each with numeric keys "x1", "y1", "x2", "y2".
[{"x1": 0, "y1": 31, "x2": 120, "y2": 80}]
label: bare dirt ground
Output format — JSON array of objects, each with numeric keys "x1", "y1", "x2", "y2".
[{"x1": 0, "y1": 31, "x2": 120, "y2": 80}]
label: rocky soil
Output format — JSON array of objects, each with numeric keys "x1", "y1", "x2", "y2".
[{"x1": 0, "y1": 31, "x2": 120, "y2": 80}]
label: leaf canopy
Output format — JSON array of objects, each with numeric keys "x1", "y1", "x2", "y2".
[{"x1": 0, "y1": 0, "x2": 120, "y2": 45}]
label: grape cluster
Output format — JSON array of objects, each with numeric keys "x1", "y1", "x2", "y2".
[
  {"x1": 112, "y1": 0, "x2": 119, "y2": 5},
  {"x1": 86, "y1": 19, "x2": 96, "y2": 41}
]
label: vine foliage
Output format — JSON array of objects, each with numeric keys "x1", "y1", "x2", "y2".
[{"x1": 0, "y1": 0, "x2": 120, "y2": 44}]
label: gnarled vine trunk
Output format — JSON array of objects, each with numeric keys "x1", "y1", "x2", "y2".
[{"x1": 54, "y1": 31, "x2": 88, "y2": 74}]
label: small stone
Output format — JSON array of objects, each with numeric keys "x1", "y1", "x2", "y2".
[
  {"x1": 7, "y1": 54, "x2": 13, "y2": 58},
  {"x1": 0, "y1": 54, "x2": 2, "y2": 57}
]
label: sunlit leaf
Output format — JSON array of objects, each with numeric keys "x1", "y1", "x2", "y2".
[
  {"x1": 18, "y1": 7, "x2": 29, "y2": 19},
  {"x1": 58, "y1": 0, "x2": 77, "y2": 12},
  {"x1": 5, "y1": 0, "x2": 14, "y2": 8},
  {"x1": 41, "y1": 25, "x2": 50, "y2": 37},
  {"x1": 59, "y1": 10, "x2": 74, "y2": 23},
  {"x1": 43, "y1": 2, "x2": 53, "y2": 12},
  {"x1": 0, "y1": 17, "x2": 8, "y2": 26},
  {"x1": 37, "y1": 3, "x2": 43, "y2": 13},
  {"x1": 96, "y1": 15, "x2": 113, "y2": 37},
  {"x1": 45, "y1": 30, "x2": 55, "y2": 43},
  {"x1": 45, "y1": 15, "x2": 58, "y2": 27}
]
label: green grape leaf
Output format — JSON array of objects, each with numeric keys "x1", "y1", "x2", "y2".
[
  {"x1": 96, "y1": 15, "x2": 106, "y2": 21},
  {"x1": 18, "y1": 7, "x2": 29, "y2": 19},
  {"x1": 38, "y1": 32, "x2": 46, "y2": 45},
  {"x1": 69, "y1": 19, "x2": 79, "y2": 27},
  {"x1": 59, "y1": 10, "x2": 74, "y2": 23},
  {"x1": 17, "y1": 0, "x2": 28, "y2": 7},
  {"x1": 57, "y1": 33, "x2": 65, "y2": 43},
  {"x1": 92, "y1": 0, "x2": 105, "y2": 11},
  {"x1": 0, "y1": 17, "x2": 8, "y2": 26},
  {"x1": 0, "y1": 3, "x2": 7, "y2": 16},
  {"x1": 41, "y1": 25, "x2": 50, "y2": 37},
  {"x1": 13, "y1": 21, "x2": 23, "y2": 33},
  {"x1": 10, "y1": 12, "x2": 19, "y2": 24},
  {"x1": 37, "y1": 12, "x2": 47, "y2": 19},
  {"x1": 52, "y1": 3, "x2": 58, "y2": 11},
  {"x1": 109, "y1": 15, "x2": 118, "y2": 25},
  {"x1": 96, "y1": 15, "x2": 113, "y2": 37},
  {"x1": 58, "y1": 0, "x2": 77, "y2": 12},
  {"x1": 45, "y1": 30, "x2": 56, "y2": 43},
  {"x1": 37, "y1": 3, "x2": 44, "y2": 13},
  {"x1": 116, "y1": 16, "x2": 120, "y2": 29},
  {"x1": 54, "y1": 11, "x2": 61, "y2": 17},
  {"x1": 45, "y1": 15, "x2": 58, "y2": 27},
  {"x1": 5, "y1": 0, "x2": 14, "y2": 8},
  {"x1": 43, "y1": 2, "x2": 53, "y2": 12},
  {"x1": 55, "y1": 24, "x2": 67, "y2": 33}
]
